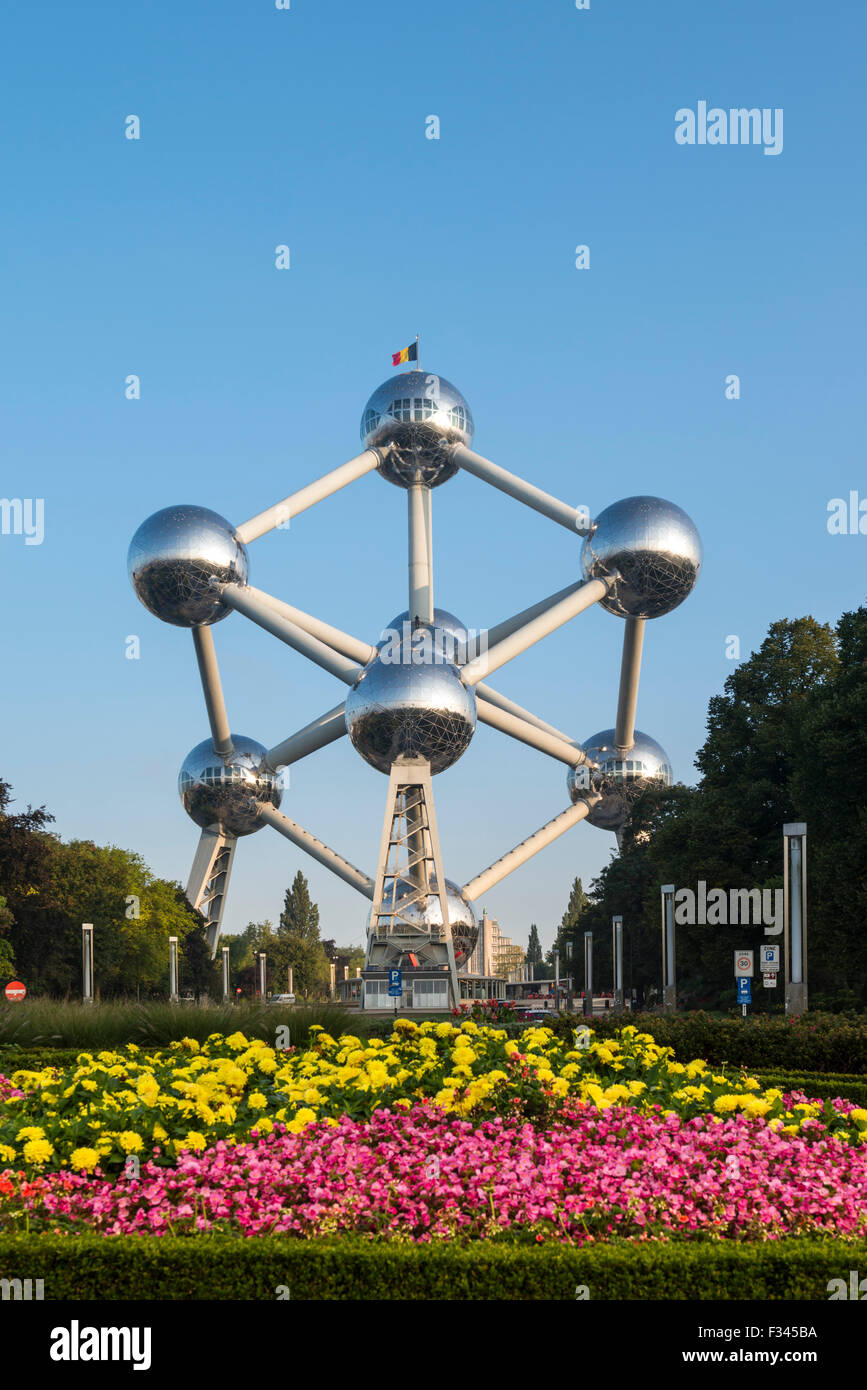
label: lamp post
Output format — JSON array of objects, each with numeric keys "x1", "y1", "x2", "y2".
[
  {"x1": 583, "y1": 931, "x2": 593, "y2": 1019},
  {"x1": 612, "y1": 916, "x2": 624, "y2": 1010},
  {"x1": 82, "y1": 924, "x2": 94, "y2": 1005},
  {"x1": 169, "y1": 936, "x2": 179, "y2": 1003},
  {"x1": 257, "y1": 951, "x2": 267, "y2": 1000},
  {"x1": 221, "y1": 946, "x2": 230, "y2": 1003},
  {"x1": 661, "y1": 885, "x2": 676, "y2": 1012},
  {"x1": 783, "y1": 823, "x2": 807, "y2": 1016}
]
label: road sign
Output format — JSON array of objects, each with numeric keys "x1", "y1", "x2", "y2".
[
  {"x1": 4, "y1": 980, "x2": 26, "y2": 1001},
  {"x1": 388, "y1": 968, "x2": 402, "y2": 998},
  {"x1": 759, "y1": 945, "x2": 780, "y2": 973},
  {"x1": 734, "y1": 951, "x2": 754, "y2": 977},
  {"x1": 763, "y1": 972, "x2": 777, "y2": 988},
  {"x1": 737, "y1": 976, "x2": 752, "y2": 1004}
]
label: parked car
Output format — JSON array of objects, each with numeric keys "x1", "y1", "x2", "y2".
[{"x1": 267, "y1": 993, "x2": 296, "y2": 1006}]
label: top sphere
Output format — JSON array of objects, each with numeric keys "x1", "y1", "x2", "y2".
[
  {"x1": 128, "y1": 505, "x2": 248, "y2": 627},
  {"x1": 581, "y1": 496, "x2": 701, "y2": 619},
  {"x1": 360, "y1": 370, "x2": 474, "y2": 487}
]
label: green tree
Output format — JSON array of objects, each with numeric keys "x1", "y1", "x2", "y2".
[
  {"x1": 273, "y1": 871, "x2": 329, "y2": 997},
  {"x1": 279, "y1": 871, "x2": 321, "y2": 941},
  {"x1": 526, "y1": 923, "x2": 543, "y2": 980}
]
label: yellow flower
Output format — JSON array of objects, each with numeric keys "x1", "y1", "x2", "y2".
[
  {"x1": 176, "y1": 1131, "x2": 207, "y2": 1151},
  {"x1": 0, "y1": 1144, "x2": 16, "y2": 1162},
  {"x1": 69, "y1": 1147, "x2": 100, "y2": 1171},
  {"x1": 118, "y1": 1131, "x2": 144, "y2": 1153},
  {"x1": 153, "y1": 1123, "x2": 168, "y2": 1141},
  {"x1": 16, "y1": 1126, "x2": 46, "y2": 1142},
  {"x1": 849, "y1": 1109, "x2": 867, "y2": 1127},
  {"x1": 23, "y1": 1138, "x2": 54, "y2": 1164}
]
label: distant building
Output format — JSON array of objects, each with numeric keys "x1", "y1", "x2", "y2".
[{"x1": 465, "y1": 910, "x2": 526, "y2": 978}]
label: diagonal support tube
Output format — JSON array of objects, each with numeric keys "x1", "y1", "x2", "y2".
[
  {"x1": 614, "y1": 617, "x2": 645, "y2": 754},
  {"x1": 480, "y1": 581, "x2": 584, "y2": 654},
  {"x1": 263, "y1": 702, "x2": 348, "y2": 772},
  {"x1": 218, "y1": 583, "x2": 363, "y2": 684},
  {"x1": 461, "y1": 576, "x2": 615, "y2": 685},
  {"x1": 476, "y1": 696, "x2": 589, "y2": 766},
  {"x1": 235, "y1": 449, "x2": 381, "y2": 544},
  {"x1": 192, "y1": 626, "x2": 234, "y2": 757},
  {"x1": 462, "y1": 798, "x2": 600, "y2": 901},
  {"x1": 242, "y1": 587, "x2": 376, "y2": 665},
  {"x1": 474, "y1": 682, "x2": 584, "y2": 752},
  {"x1": 451, "y1": 444, "x2": 593, "y2": 534},
  {"x1": 257, "y1": 802, "x2": 375, "y2": 899}
]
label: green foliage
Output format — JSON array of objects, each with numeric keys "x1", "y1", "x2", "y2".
[
  {"x1": 1, "y1": 1232, "x2": 865, "y2": 1300},
  {"x1": 0, "y1": 1000, "x2": 350, "y2": 1049},
  {"x1": 568, "y1": 1010, "x2": 867, "y2": 1074},
  {"x1": 526, "y1": 923, "x2": 543, "y2": 979}
]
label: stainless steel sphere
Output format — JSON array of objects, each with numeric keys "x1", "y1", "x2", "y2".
[
  {"x1": 392, "y1": 877, "x2": 479, "y2": 963},
  {"x1": 345, "y1": 655, "x2": 476, "y2": 775},
  {"x1": 178, "y1": 735, "x2": 282, "y2": 836},
  {"x1": 568, "y1": 728, "x2": 673, "y2": 831},
  {"x1": 128, "y1": 505, "x2": 248, "y2": 627},
  {"x1": 360, "y1": 370, "x2": 474, "y2": 487},
  {"x1": 378, "y1": 608, "x2": 469, "y2": 664},
  {"x1": 581, "y1": 496, "x2": 701, "y2": 619}
]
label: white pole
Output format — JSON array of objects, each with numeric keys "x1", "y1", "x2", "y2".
[
  {"x1": 218, "y1": 584, "x2": 363, "y2": 684},
  {"x1": 235, "y1": 449, "x2": 380, "y2": 544},
  {"x1": 408, "y1": 484, "x2": 434, "y2": 624},
  {"x1": 583, "y1": 931, "x2": 593, "y2": 1018},
  {"x1": 475, "y1": 696, "x2": 591, "y2": 767},
  {"x1": 82, "y1": 924, "x2": 94, "y2": 1005},
  {"x1": 169, "y1": 936, "x2": 179, "y2": 1002},
  {"x1": 263, "y1": 702, "x2": 348, "y2": 772},
  {"x1": 614, "y1": 617, "x2": 645, "y2": 754},
  {"x1": 473, "y1": 682, "x2": 583, "y2": 750},
  {"x1": 612, "y1": 916, "x2": 623, "y2": 1007},
  {"x1": 461, "y1": 577, "x2": 614, "y2": 685},
  {"x1": 451, "y1": 444, "x2": 593, "y2": 534},
  {"x1": 257, "y1": 802, "x2": 375, "y2": 898},
  {"x1": 221, "y1": 946, "x2": 230, "y2": 1003},
  {"x1": 240, "y1": 588, "x2": 375, "y2": 665},
  {"x1": 462, "y1": 798, "x2": 599, "y2": 900},
  {"x1": 783, "y1": 822, "x2": 807, "y2": 1015},
  {"x1": 661, "y1": 885, "x2": 676, "y2": 1012},
  {"x1": 192, "y1": 625, "x2": 234, "y2": 757}
]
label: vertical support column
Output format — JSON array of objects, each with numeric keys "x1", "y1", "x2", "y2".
[
  {"x1": 661, "y1": 884, "x2": 676, "y2": 1012},
  {"x1": 82, "y1": 923, "x2": 94, "y2": 1005},
  {"x1": 583, "y1": 931, "x2": 593, "y2": 1019},
  {"x1": 169, "y1": 936, "x2": 179, "y2": 1003},
  {"x1": 257, "y1": 952, "x2": 267, "y2": 1000},
  {"x1": 408, "y1": 483, "x2": 433, "y2": 624},
  {"x1": 554, "y1": 949, "x2": 560, "y2": 1013},
  {"x1": 612, "y1": 915, "x2": 624, "y2": 1010},
  {"x1": 329, "y1": 962, "x2": 336, "y2": 999},
  {"x1": 614, "y1": 618, "x2": 645, "y2": 753},
  {"x1": 783, "y1": 822, "x2": 808, "y2": 1016},
  {"x1": 221, "y1": 946, "x2": 230, "y2": 1003},
  {"x1": 288, "y1": 966, "x2": 295, "y2": 996}
]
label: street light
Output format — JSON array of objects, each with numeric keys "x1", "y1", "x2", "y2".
[
  {"x1": 783, "y1": 823, "x2": 807, "y2": 1016},
  {"x1": 661, "y1": 885, "x2": 676, "y2": 1012}
]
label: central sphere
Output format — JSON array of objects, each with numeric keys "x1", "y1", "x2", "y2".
[
  {"x1": 345, "y1": 645, "x2": 477, "y2": 775},
  {"x1": 581, "y1": 496, "x2": 701, "y2": 619},
  {"x1": 360, "y1": 370, "x2": 474, "y2": 487},
  {"x1": 568, "y1": 728, "x2": 672, "y2": 831},
  {"x1": 128, "y1": 505, "x2": 248, "y2": 628},
  {"x1": 392, "y1": 877, "x2": 479, "y2": 964},
  {"x1": 378, "y1": 608, "x2": 469, "y2": 665},
  {"x1": 178, "y1": 735, "x2": 282, "y2": 836}
]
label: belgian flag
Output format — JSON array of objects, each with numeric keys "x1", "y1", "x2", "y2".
[{"x1": 392, "y1": 341, "x2": 418, "y2": 366}]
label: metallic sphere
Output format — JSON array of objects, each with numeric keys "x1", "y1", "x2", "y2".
[
  {"x1": 178, "y1": 735, "x2": 282, "y2": 836},
  {"x1": 568, "y1": 728, "x2": 673, "y2": 831},
  {"x1": 128, "y1": 505, "x2": 248, "y2": 628},
  {"x1": 392, "y1": 877, "x2": 479, "y2": 964},
  {"x1": 581, "y1": 496, "x2": 701, "y2": 619},
  {"x1": 379, "y1": 608, "x2": 468, "y2": 665},
  {"x1": 360, "y1": 370, "x2": 474, "y2": 487},
  {"x1": 345, "y1": 654, "x2": 476, "y2": 775}
]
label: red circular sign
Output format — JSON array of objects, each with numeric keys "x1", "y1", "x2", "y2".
[{"x1": 4, "y1": 981, "x2": 26, "y2": 1001}]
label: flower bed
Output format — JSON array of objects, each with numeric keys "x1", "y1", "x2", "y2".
[
  {"x1": 3, "y1": 1104, "x2": 867, "y2": 1243},
  {"x1": 2, "y1": 1021, "x2": 866, "y2": 1176}
]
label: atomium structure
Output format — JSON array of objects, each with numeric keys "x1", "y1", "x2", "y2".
[{"x1": 128, "y1": 366, "x2": 701, "y2": 1009}]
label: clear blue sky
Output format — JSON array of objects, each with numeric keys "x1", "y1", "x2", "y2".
[{"x1": 1, "y1": 0, "x2": 864, "y2": 956}]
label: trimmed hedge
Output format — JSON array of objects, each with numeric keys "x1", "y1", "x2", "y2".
[
  {"x1": 0, "y1": 1233, "x2": 865, "y2": 1301},
  {"x1": 569, "y1": 1011, "x2": 867, "y2": 1075}
]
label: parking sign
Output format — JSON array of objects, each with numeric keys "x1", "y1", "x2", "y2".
[
  {"x1": 759, "y1": 945, "x2": 779, "y2": 973},
  {"x1": 388, "y1": 968, "x2": 402, "y2": 998},
  {"x1": 737, "y1": 976, "x2": 752, "y2": 1004}
]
